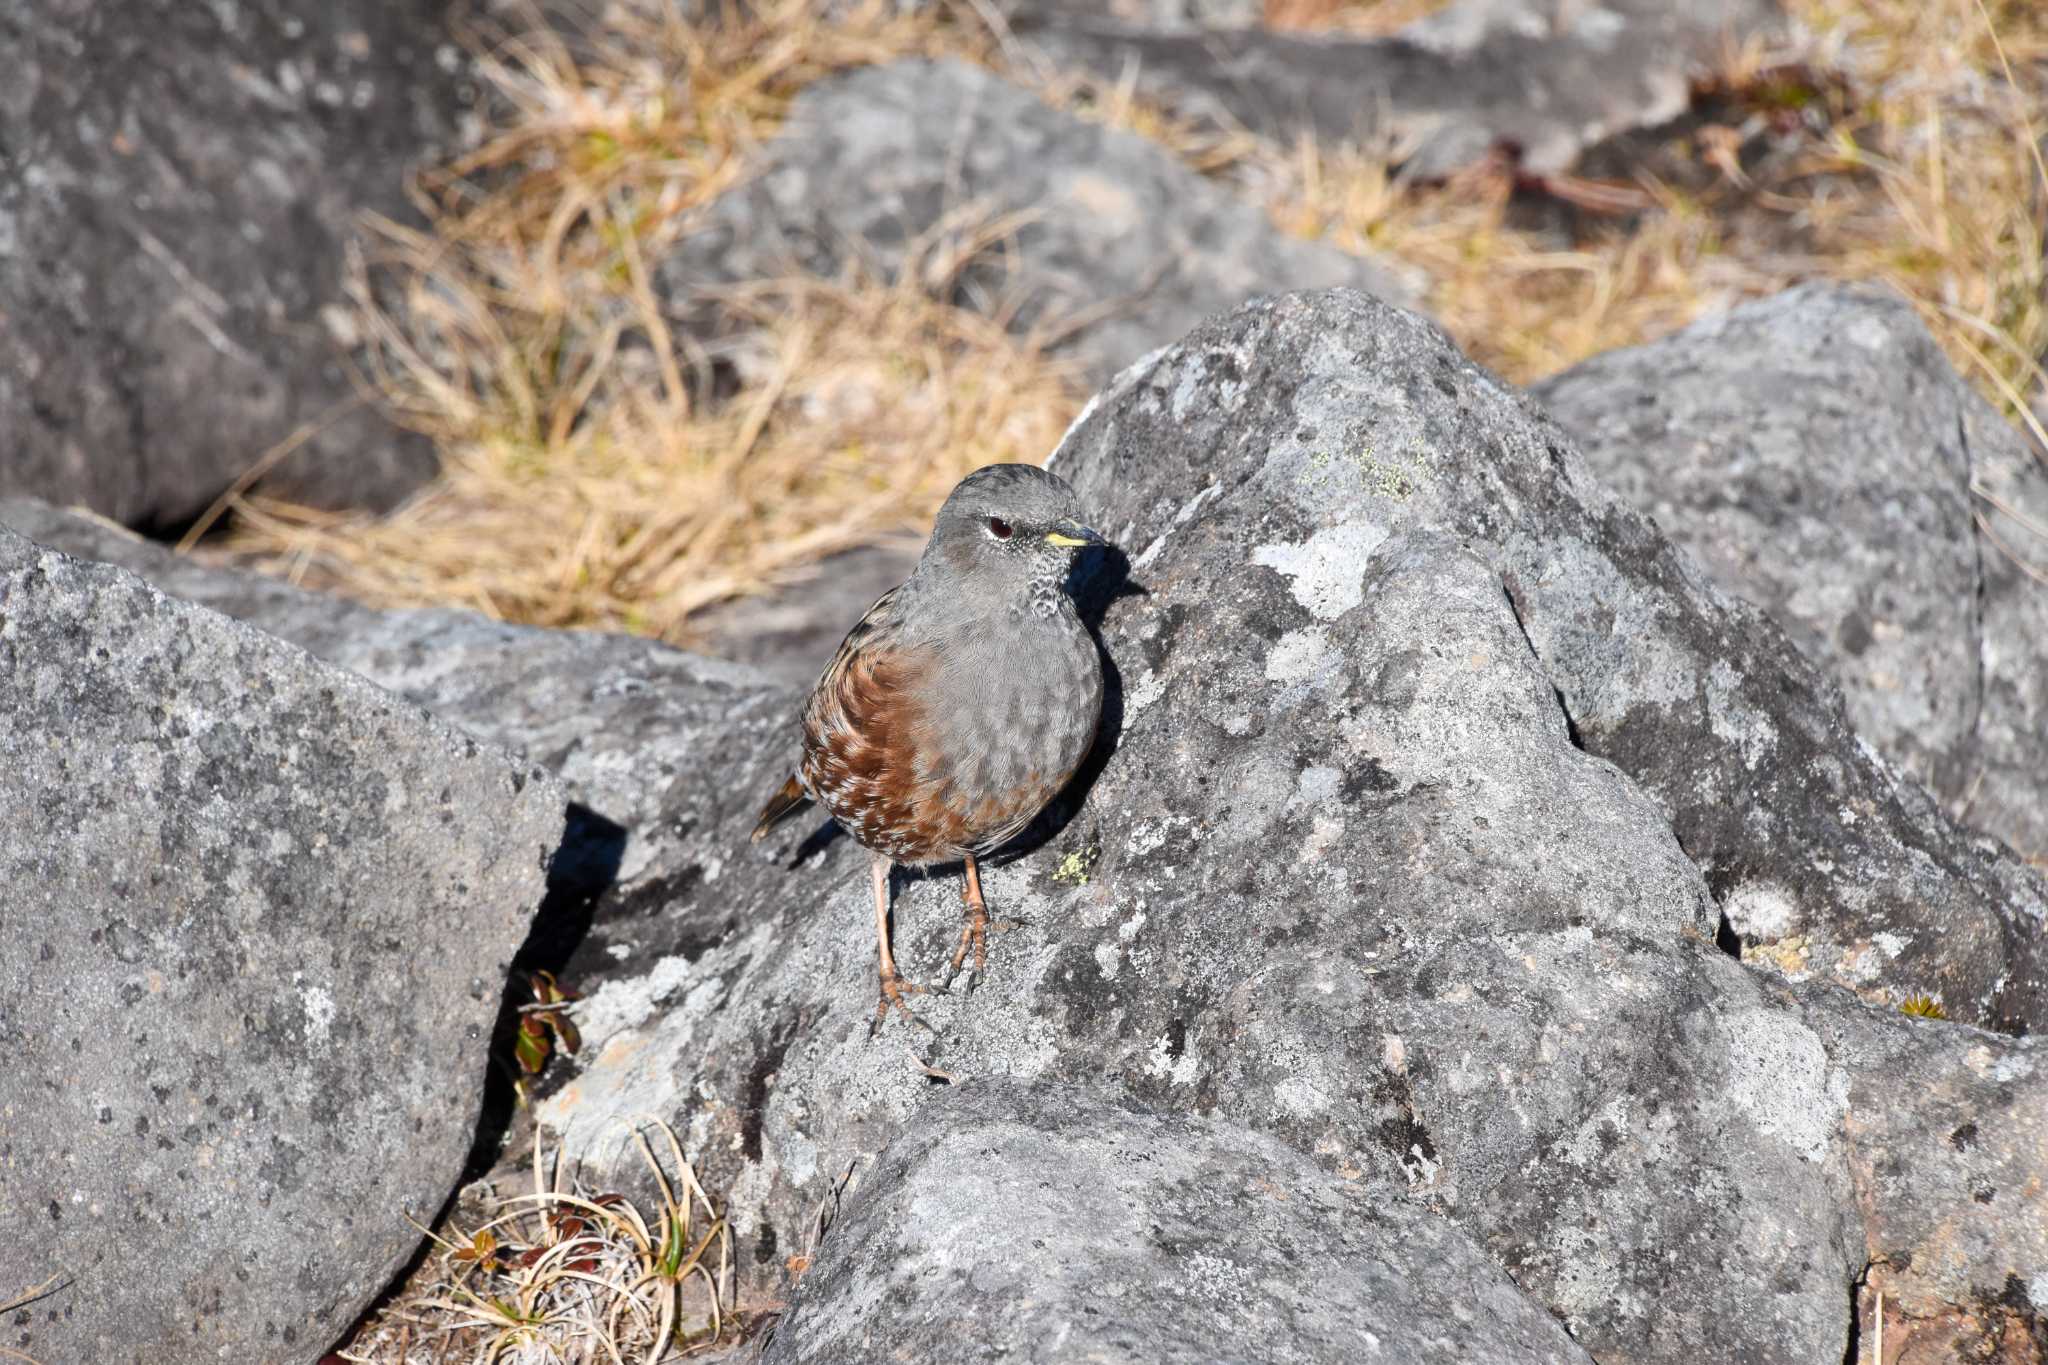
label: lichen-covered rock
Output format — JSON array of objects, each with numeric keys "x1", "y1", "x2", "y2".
[
  {"x1": 1010, "y1": 0, "x2": 1784, "y2": 177},
  {"x1": 0, "y1": 0, "x2": 461, "y2": 530},
  {"x1": 1058, "y1": 288, "x2": 2045, "y2": 1034},
  {"x1": 760, "y1": 1079, "x2": 1596, "y2": 1365},
  {"x1": 0, "y1": 529, "x2": 564, "y2": 1364},
  {"x1": 1534, "y1": 282, "x2": 2048, "y2": 864},
  {"x1": 0, "y1": 498, "x2": 792, "y2": 978},
  {"x1": 1791, "y1": 984, "x2": 2048, "y2": 1359},
  {"x1": 9, "y1": 284, "x2": 2045, "y2": 1362},
  {"x1": 660, "y1": 58, "x2": 1415, "y2": 385}
]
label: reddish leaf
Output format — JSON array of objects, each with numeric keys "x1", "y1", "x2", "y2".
[{"x1": 452, "y1": 1229, "x2": 500, "y2": 1264}]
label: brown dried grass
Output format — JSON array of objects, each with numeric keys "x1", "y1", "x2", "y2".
[
  {"x1": 1263, "y1": 0, "x2": 1453, "y2": 37},
  {"x1": 1269, "y1": 0, "x2": 2048, "y2": 424},
  {"x1": 230, "y1": 266, "x2": 1078, "y2": 637},
  {"x1": 211, "y1": 0, "x2": 1076, "y2": 640},
  {"x1": 1800, "y1": 0, "x2": 2048, "y2": 441}
]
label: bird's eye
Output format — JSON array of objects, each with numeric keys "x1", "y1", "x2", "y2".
[{"x1": 986, "y1": 516, "x2": 1013, "y2": 540}]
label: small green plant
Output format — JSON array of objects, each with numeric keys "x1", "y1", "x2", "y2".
[
  {"x1": 1899, "y1": 993, "x2": 1949, "y2": 1020},
  {"x1": 515, "y1": 969, "x2": 583, "y2": 1081}
]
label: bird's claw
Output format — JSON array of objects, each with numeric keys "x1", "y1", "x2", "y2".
[
  {"x1": 948, "y1": 911, "x2": 989, "y2": 978},
  {"x1": 874, "y1": 969, "x2": 928, "y2": 1022}
]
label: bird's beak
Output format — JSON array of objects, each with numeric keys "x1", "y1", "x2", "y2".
[{"x1": 1044, "y1": 519, "x2": 1107, "y2": 549}]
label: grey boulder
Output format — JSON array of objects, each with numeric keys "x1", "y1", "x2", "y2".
[
  {"x1": 1535, "y1": 281, "x2": 2048, "y2": 865},
  {"x1": 10, "y1": 285, "x2": 2046, "y2": 1363},
  {"x1": 1053, "y1": 288, "x2": 2047, "y2": 1036},
  {"x1": 0, "y1": 528, "x2": 564, "y2": 1363},
  {"x1": 0, "y1": 496, "x2": 794, "y2": 975},
  {"x1": 0, "y1": 0, "x2": 460, "y2": 530},
  {"x1": 759, "y1": 1079, "x2": 1595, "y2": 1365},
  {"x1": 1011, "y1": 0, "x2": 1784, "y2": 177},
  {"x1": 661, "y1": 58, "x2": 1416, "y2": 386}
]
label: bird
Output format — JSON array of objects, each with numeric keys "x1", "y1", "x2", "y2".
[{"x1": 751, "y1": 463, "x2": 1107, "y2": 1020}]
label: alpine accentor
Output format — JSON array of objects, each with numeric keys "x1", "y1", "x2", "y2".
[{"x1": 752, "y1": 464, "x2": 1106, "y2": 1018}]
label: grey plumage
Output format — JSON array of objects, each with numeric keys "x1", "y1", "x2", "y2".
[{"x1": 752, "y1": 462, "x2": 1108, "y2": 1015}]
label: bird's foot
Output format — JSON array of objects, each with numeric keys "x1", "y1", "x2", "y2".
[{"x1": 874, "y1": 968, "x2": 928, "y2": 1022}]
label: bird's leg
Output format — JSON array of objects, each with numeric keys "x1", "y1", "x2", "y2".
[
  {"x1": 872, "y1": 855, "x2": 924, "y2": 1020},
  {"x1": 950, "y1": 853, "x2": 990, "y2": 976}
]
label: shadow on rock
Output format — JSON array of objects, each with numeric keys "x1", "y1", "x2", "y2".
[
  {"x1": 466, "y1": 802, "x2": 629, "y2": 1175},
  {"x1": 786, "y1": 815, "x2": 845, "y2": 868}
]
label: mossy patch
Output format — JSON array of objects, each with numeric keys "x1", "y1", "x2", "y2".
[
  {"x1": 1300, "y1": 443, "x2": 1434, "y2": 500},
  {"x1": 1053, "y1": 847, "x2": 1097, "y2": 886}
]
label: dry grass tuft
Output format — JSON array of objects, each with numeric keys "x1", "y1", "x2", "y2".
[
  {"x1": 214, "y1": 0, "x2": 1078, "y2": 640},
  {"x1": 338, "y1": 1119, "x2": 737, "y2": 1364},
  {"x1": 1791, "y1": 0, "x2": 2048, "y2": 437},
  {"x1": 1262, "y1": 0, "x2": 1453, "y2": 37},
  {"x1": 1269, "y1": 0, "x2": 2048, "y2": 422},
  {"x1": 1270, "y1": 137, "x2": 1748, "y2": 382},
  {"x1": 232, "y1": 268, "x2": 1078, "y2": 636}
]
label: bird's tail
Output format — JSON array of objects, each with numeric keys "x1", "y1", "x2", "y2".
[{"x1": 751, "y1": 774, "x2": 811, "y2": 843}]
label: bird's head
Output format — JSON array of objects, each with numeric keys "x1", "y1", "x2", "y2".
[{"x1": 920, "y1": 464, "x2": 1108, "y2": 598}]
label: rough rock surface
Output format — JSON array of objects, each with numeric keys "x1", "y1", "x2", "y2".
[
  {"x1": 1793, "y1": 983, "x2": 2048, "y2": 1358},
  {"x1": 9, "y1": 285, "x2": 2045, "y2": 1362},
  {"x1": 1060, "y1": 289, "x2": 2045, "y2": 1033},
  {"x1": 760, "y1": 1079, "x2": 1596, "y2": 1365},
  {"x1": 661, "y1": 58, "x2": 1415, "y2": 385},
  {"x1": 1011, "y1": 0, "x2": 1784, "y2": 177},
  {"x1": 0, "y1": 497, "x2": 792, "y2": 976},
  {"x1": 1535, "y1": 282, "x2": 2048, "y2": 863},
  {"x1": 0, "y1": 0, "x2": 461, "y2": 530},
  {"x1": 0, "y1": 529, "x2": 564, "y2": 1364},
  {"x1": 0, "y1": 499, "x2": 908, "y2": 693}
]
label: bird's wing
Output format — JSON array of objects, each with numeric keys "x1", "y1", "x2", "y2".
[
  {"x1": 750, "y1": 584, "x2": 911, "y2": 846},
  {"x1": 799, "y1": 588, "x2": 972, "y2": 859}
]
